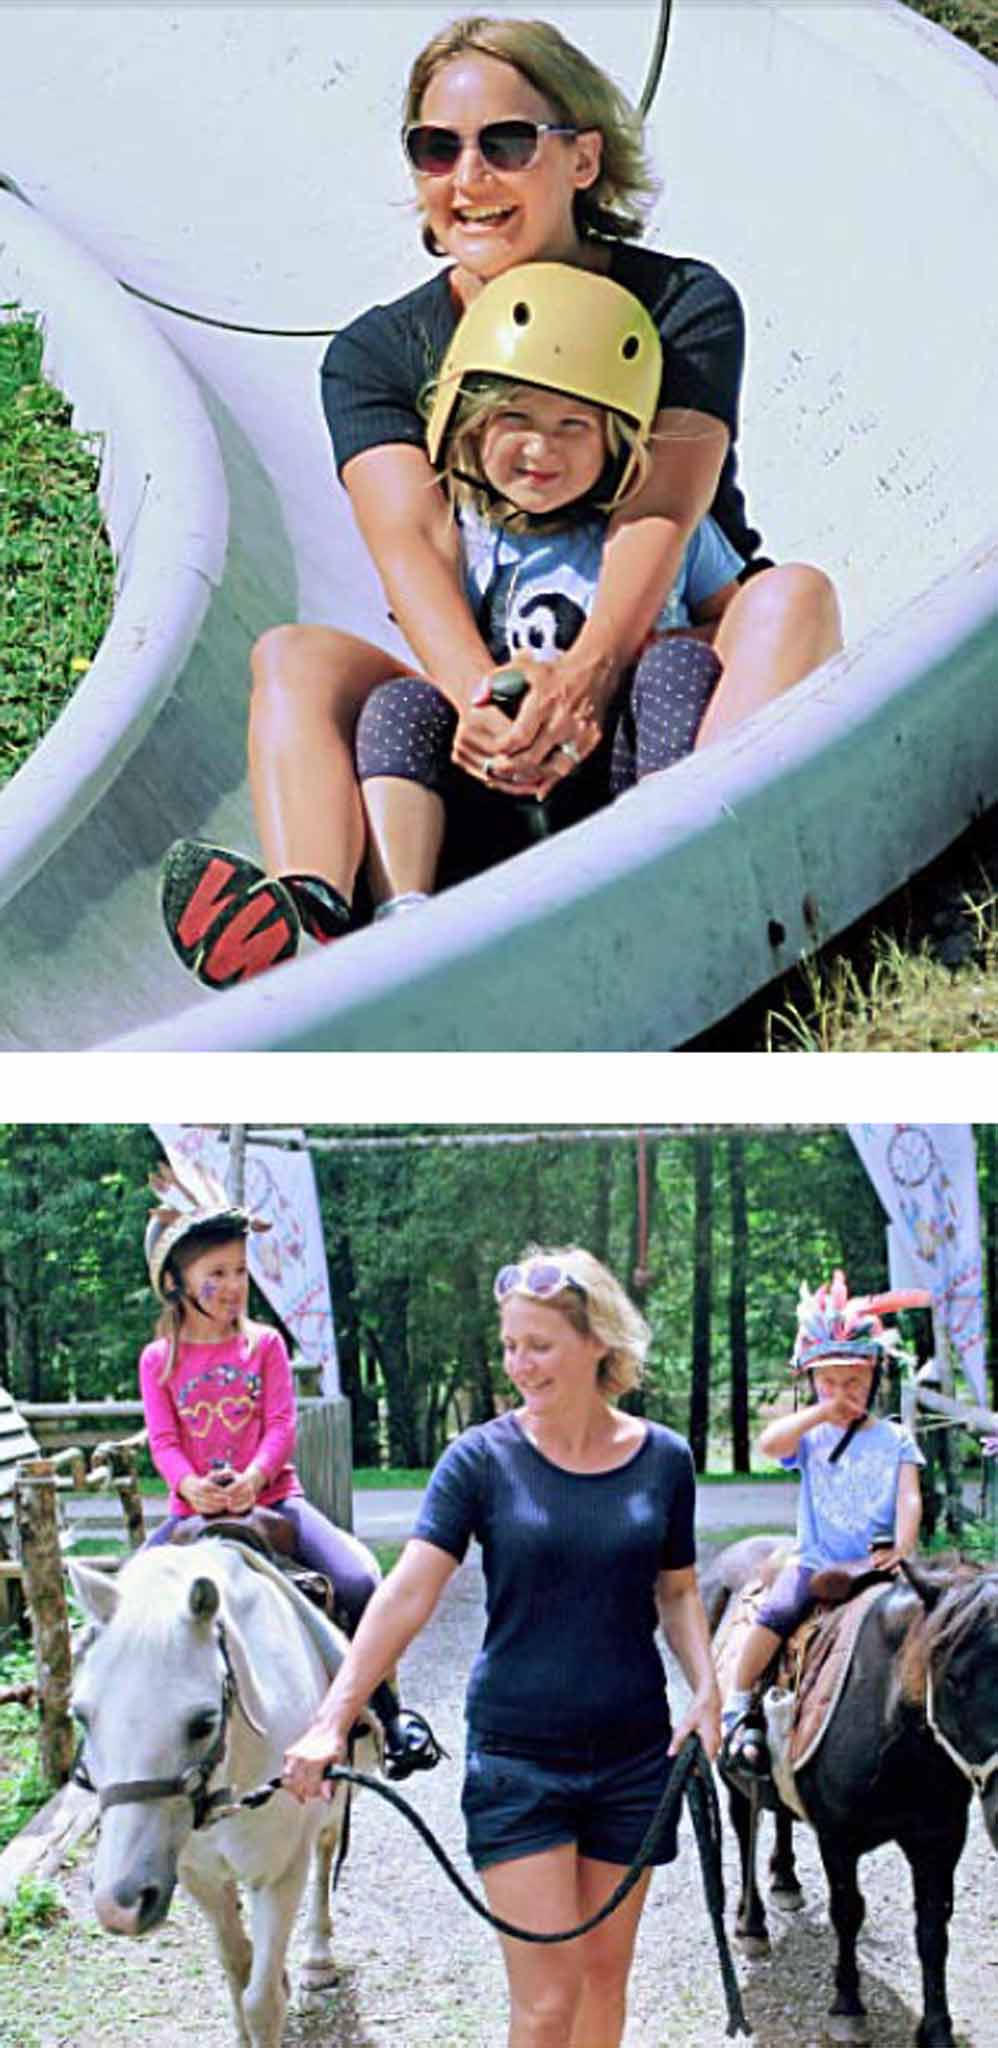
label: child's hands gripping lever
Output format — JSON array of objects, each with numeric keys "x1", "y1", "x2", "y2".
[{"x1": 485, "y1": 671, "x2": 552, "y2": 842}]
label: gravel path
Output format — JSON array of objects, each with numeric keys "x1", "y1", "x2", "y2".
[{"x1": 4, "y1": 1556, "x2": 996, "y2": 2047}]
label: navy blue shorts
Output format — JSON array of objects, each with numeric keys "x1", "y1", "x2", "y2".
[{"x1": 462, "y1": 1725, "x2": 678, "y2": 1873}]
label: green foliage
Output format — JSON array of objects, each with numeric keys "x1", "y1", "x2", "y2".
[
  {"x1": 0, "y1": 1714, "x2": 50, "y2": 1855},
  {"x1": 0, "y1": 1876, "x2": 63, "y2": 1945},
  {"x1": 0, "y1": 1123, "x2": 982, "y2": 1483},
  {"x1": 0, "y1": 1122, "x2": 161, "y2": 1402},
  {"x1": 0, "y1": 307, "x2": 115, "y2": 789}
]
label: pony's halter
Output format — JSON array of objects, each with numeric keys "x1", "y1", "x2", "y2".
[
  {"x1": 924, "y1": 1668, "x2": 998, "y2": 1795},
  {"x1": 73, "y1": 1620, "x2": 246, "y2": 1831}
]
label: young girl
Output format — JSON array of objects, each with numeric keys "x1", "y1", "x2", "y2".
[
  {"x1": 353, "y1": 261, "x2": 744, "y2": 917},
  {"x1": 160, "y1": 267, "x2": 741, "y2": 979},
  {"x1": 721, "y1": 1271, "x2": 926, "y2": 1767},
  {"x1": 140, "y1": 1159, "x2": 440, "y2": 1780}
]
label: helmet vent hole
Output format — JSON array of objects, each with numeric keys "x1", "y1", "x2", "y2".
[
  {"x1": 511, "y1": 301, "x2": 531, "y2": 327},
  {"x1": 621, "y1": 335, "x2": 640, "y2": 360}
]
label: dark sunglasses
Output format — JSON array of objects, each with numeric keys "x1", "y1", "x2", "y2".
[{"x1": 403, "y1": 119, "x2": 578, "y2": 177}]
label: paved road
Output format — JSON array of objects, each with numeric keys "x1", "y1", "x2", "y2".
[{"x1": 62, "y1": 1478, "x2": 802, "y2": 1544}]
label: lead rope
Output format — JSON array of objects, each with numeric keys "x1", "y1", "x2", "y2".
[{"x1": 215, "y1": 1733, "x2": 749, "y2": 2036}]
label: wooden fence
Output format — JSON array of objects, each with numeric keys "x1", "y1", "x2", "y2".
[{"x1": 296, "y1": 1396, "x2": 354, "y2": 1530}]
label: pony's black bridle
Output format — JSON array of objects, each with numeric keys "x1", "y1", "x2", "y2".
[{"x1": 73, "y1": 1619, "x2": 240, "y2": 1832}]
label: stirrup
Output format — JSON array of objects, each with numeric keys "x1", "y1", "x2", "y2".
[
  {"x1": 721, "y1": 1713, "x2": 770, "y2": 1780},
  {"x1": 382, "y1": 1708, "x2": 447, "y2": 1781}
]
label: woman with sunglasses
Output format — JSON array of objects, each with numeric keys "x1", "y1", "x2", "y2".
[
  {"x1": 162, "y1": 13, "x2": 841, "y2": 988},
  {"x1": 283, "y1": 1248, "x2": 720, "y2": 2048}
]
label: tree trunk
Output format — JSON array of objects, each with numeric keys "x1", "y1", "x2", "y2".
[
  {"x1": 591, "y1": 1144, "x2": 613, "y2": 1266},
  {"x1": 688, "y1": 1136, "x2": 714, "y2": 1473},
  {"x1": 457, "y1": 1261, "x2": 495, "y2": 1433},
  {"x1": 371, "y1": 1279, "x2": 421, "y2": 1467},
  {"x1": 728, "y1": 1134, "x2": 750, "y2": 1473},
  {"x1": 330, "y1": 1228, "x2": 379, "y2": 1467},
  {"x1": 986, "y1": 1124, "x2": 998, "y2": 1412}
]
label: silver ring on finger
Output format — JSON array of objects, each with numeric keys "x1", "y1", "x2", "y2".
[
  {"x1": 559, "y1": 740, "x2": 582, "y2": 765},
  {"x1": 482, "y1": 758, "x2": 496, "y2": 779}
]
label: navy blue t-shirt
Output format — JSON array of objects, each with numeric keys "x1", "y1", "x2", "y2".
[
  {"x1": 321, "y1": 243, "x2": 763, "y2": 564},
  {"x1": 413, "y1": 1413, "x2": 696, "y2": 1745}
]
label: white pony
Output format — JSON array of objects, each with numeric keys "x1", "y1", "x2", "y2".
[{"x1": 70, "y1": 1540, "x2": 378, "y2": 2047}]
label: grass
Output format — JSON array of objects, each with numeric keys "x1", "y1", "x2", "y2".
[
  {"x1": 0, "y1": 1640, "x2": 50, "y2": 1855},
  {"x1": 353, "y1": 1467, "x2": 431, "y2": 1489},
  {"x1": 0, "y1": 306, "x2": 115, "y2": 789},
  {"x1": 765, "y1": 893, "x2": 998, "y2": 1053},
  {"x1": 907, "y1": 0, "x2": 997, "y2": 62}
]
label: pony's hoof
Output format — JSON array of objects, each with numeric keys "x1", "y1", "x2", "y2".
[
  {"x1": 299, "y1": 1961, "x2": 339, "y2": 1992},
  {"x1": 735, "y1": 1929, "x2": 770, "y2": 1958},
  {"x1": 823, "y1": 2014, "x2": 870, "y2": 2044},
  {"x1": 770, "y1": 1880, "x2": 805, "y2": 1911}
]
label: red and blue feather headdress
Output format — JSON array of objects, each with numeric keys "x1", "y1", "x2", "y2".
[{"x1": 792, "y1": 1269, "x2": 929, "y2": 1374}]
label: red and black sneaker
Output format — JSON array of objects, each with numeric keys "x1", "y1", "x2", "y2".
[{"x1": 160, "y1": 840, "x2": 301, "y2": 989}]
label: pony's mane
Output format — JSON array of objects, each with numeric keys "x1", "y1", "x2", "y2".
[{"x1": 898, "y1": 1558, "x2": 998, "y2": 1703}]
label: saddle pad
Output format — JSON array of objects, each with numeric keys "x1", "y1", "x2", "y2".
[
  {"x1": 714, "y1": 1576, "x2": 771, "y2": 1705},
  {"x1": 788, "y1": 1584, "x2": 892, "y2": 1770}
]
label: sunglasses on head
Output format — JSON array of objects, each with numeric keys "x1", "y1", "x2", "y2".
[
  {"x1": 494, "y1": 1259, "x2": 586, "y2": 1304},
  {"x1": 404, "y1": 119, "x2": 578, "y2": 177}
]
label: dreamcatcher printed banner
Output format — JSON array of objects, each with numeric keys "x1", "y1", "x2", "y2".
[
  {"x1": 150, "y1": 1124, "x2": 340, "y2": 1394},
  {"x1": 848, "y1": 1123, "x2": 986, "y2": 1404}
]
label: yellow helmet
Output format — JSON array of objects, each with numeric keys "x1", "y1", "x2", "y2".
[{"x1": 426, "y1": 263, "x2": 662, "y2": 498}]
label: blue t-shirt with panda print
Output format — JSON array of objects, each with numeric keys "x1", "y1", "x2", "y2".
[{"x1": 459, "y1": 499, "x2": 743, "y2": 664}]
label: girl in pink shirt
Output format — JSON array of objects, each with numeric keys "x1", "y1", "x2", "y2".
[{"x1": 140, "y1": 1163, "x2": 439, "y2": 1780}]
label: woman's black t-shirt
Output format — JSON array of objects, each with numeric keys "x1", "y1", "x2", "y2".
[
  {"x1": 321, "y1": 244, "x2": 763, "y2": 563},
  {"x1": 413, "y1": 1412, "x2": 697, "y2": 1745}
]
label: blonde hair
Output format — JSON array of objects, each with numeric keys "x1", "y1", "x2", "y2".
[
  {"x1": 152, "y1": 1231, "x2": 263, "y2": 1385},
  {"x1": 403, "y1": 16, "x2": 658, "y2": 251},
  {"x1": 501, "y1": 1244, "x2": 650, "y2": 1396},
  {"x1": 424, "y1": 374, "x2": 652, "y2": 528}
]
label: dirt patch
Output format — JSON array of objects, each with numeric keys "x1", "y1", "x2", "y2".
[{"x1": 1, "y1": 1558, "x2": 995, "y2": 2046}]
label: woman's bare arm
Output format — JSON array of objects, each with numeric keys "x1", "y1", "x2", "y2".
[{"x1": 283, "y1": 1537, "x2": 458, "y2": 1800}]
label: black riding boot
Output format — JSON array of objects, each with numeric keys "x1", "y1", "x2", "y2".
[{"x1": 369, "y1": 1680, "x2": 445, "y2": 1781}]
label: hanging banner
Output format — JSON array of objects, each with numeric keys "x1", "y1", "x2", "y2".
[
  {"x1": 150, "y1": 1124, "x2": 339, "y2": 1395},
  {"x1": 848, "y1": 1123, "x2": 986, "y2": 1403}
]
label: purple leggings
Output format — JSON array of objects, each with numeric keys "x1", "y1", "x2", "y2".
[
  {"x1": 146, "y1": 1495, "x2": 379, "y2": 1628},
  {"x1": 755, "y1": 1561, "x2": 817, "y2": 1640}
]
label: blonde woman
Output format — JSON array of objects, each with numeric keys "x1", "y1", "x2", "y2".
[
  {"x1": 162, "y1": 13, "x2": 840, "y2": 989},
  {"x1": 284, "y1": 1249, "x2": 720, "y2": 2048},
  {"x1": 139, "y1": 1167, "x2": 439, "y2": 1779}
]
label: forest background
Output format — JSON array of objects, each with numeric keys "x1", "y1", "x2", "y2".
[{"x1": 3, "y1": 1125, "x2": 997, "y2": 1475}]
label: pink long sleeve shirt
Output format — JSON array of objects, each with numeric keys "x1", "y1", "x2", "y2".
[{"x1": 139, "y1": 1325, "x2": 302, "y2": 1516}]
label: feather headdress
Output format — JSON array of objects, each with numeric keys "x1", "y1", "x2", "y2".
[
  {"x1": 144, "y1": 1157, "x2": 269, "y2": 1298},
  {"x1": 792, "y1": 1268, "x2": 930, "y2": 1373}
]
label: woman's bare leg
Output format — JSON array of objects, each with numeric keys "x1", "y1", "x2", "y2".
[
  {"x1": 483, "y1": 1845, "x2": 585, "y2": 2047},
  {"x1": 695, "y1": 563, "x2": 843, "y2": 751},
  {"x1": 570, "y1": 1862, "x2": 652, "y2": 2048},
  {"x1": 362, "y1": 778, "x2": 446, "y2": 904},
  {"x1": 248, "y1": 625, "x2": 416, "y2": 896},
  {"x1": 481, "y1": 1848, "x2": 651, "y2": 2048}
]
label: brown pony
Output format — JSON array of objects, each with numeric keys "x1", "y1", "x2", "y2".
[{"x1": 705, "y1": 1539, "x2": 998, "y2": 2046}]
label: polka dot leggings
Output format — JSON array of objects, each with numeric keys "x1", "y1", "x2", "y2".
[{"x1": 354, "y1": 635, "x2": 723, "y2": 883}]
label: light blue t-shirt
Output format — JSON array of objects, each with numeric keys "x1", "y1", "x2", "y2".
[
  {"x1": 459, "y1": 500, "x2": 743, "y2": 665},
  {"x1": 782, "y1": 1418, "x2": 924, "y2": 1569}
]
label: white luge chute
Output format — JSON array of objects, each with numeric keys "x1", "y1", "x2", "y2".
[{"x1": 1, "y1": 4, "x2": 995, "y2": 1049}]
